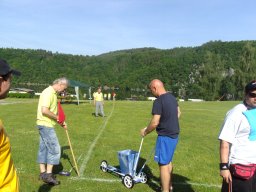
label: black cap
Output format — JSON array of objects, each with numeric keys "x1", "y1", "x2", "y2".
[
  {"x1": 0, "y1": 59, "x2": 21, "y2": 76},
  {"x1": 245, "y1": 80, "x2": 256, "y2": 94}
]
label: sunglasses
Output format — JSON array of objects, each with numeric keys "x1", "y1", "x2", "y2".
[{"x1": 248, "y1": 92, "x2": 256, "y2": 98}]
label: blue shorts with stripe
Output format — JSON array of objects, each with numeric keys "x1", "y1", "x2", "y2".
[{"x1": 154, "y1": 135, "x2": 178, "y2": 165}]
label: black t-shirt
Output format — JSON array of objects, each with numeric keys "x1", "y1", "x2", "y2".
[{"x1": 152, "y1": 92, "x2": 180, "y2": 138}]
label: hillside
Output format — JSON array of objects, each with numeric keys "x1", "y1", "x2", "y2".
[{"x1": 1, "y1": 40, "x2": 256, "y2": 100}]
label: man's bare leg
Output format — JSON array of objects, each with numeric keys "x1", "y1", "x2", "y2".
[
  {"x1": 160, "y1": 164, "x2": 170, "y2": 192},
  {"x1": 40, "y1": 163, "x2": 46, "y2": 173},
  {"x1": 169, "y1": 163, "x2": 173, "y2": 191},
  {"x1": 46, "y1": 164, "x2": 53, "y2": 173}
]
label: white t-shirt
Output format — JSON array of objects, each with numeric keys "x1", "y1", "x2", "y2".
[{"x1": 218, "y1": 103, "x2": 256, "y2": 164}]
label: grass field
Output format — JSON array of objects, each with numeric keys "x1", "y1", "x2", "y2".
[{"x1": 0, "y1": 98, "x2": 239, "y2": 192}]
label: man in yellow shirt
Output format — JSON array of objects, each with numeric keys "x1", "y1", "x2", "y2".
[
  {"x1": 93, "y1": 87, "x2": 105, "y2": 117},
  {"x1": 0, "y1": 59, "x2": 21, "y2": 192},
  {"x1": 36, "y1": 77, "x2": 68, "y2": 185}
]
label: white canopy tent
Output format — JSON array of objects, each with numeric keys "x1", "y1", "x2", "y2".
[{"x1": 68, "y1": 80, "x2": 92, "y2": 105}]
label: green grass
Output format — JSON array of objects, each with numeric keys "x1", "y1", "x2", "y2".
[{"x1": 0, "y1": 99, "x2": 239, "y2": 192}]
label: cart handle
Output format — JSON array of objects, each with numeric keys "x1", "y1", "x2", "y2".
[
  {"x1": 133, "y1": 137, "x2": 144, "y2": 174},
  {"x1": 138, "y1": 137, "x2": 144, "y2": 155}
]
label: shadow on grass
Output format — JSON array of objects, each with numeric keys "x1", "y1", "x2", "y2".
[
  {"x1": 60, "y1": 145, "x2": 80, "y2": 175},
  {"x1": 60, "y1": 100, "x2": 88, "y2": 105},
  {"x1": 38, "y1": 184, "x2": 54, "y2": 192},
  {"x1": 91, "y1": 112, "x2": 106, "y2": 117},
  {"x1": 172, "y1": 173, "x2": 195, "y2": 192},
  {"x1": 60, "y1": 145, "x2": 72, "y2": 170},
  {"x1": 138, "y1": 158, "x2": 195, "y2": 192}
]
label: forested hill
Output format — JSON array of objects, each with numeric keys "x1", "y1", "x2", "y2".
[{"x1": 1, "y1": 40, "x2": 256, "y2": 100}]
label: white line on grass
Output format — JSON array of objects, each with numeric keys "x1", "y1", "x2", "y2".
[
  {"x1": 71, "y1": 177, "x2": 120, "y2": 183},
  {"x1": 71, "y1": 176, "x2": 221, "y2": 188},
  {"x1": 78, "y1": 102, "x2": 115, "y2": 176},
  {"x1": 173, "y1": 181, "x2": 221, "y2": 188}
]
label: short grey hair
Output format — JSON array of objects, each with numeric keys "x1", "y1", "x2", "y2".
[{"x1": 52, "y1": 77, "x2": 69, "y2": 85}]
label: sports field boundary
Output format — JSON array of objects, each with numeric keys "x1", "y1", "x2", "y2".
[
  {"x1": 71, "y1": 176, "x2": 221, "y2": 189},
  {"x1": 78, "y1": 102, "x2": 115, "y2": 176}
]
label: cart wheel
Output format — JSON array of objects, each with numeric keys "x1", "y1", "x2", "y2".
[
  {"x1": 138, "y1": 172, "x2": 148, "y2": 183},
  {"x1": 100, "y1": 160, "x2": 108, "y2": 172},
  {"x1": 122, "y1": 174, "x2": 134, "y2": 189}
]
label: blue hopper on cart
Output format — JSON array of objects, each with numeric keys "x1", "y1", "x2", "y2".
[{"x1": 100, "y1": 137, "x2": 149, "y2": 189}]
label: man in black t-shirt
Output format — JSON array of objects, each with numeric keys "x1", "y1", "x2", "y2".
[{"x1": 140, "y1": 79, "x2": 180, "y2": 192}]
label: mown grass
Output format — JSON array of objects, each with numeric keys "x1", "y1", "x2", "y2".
[{"x1": 0, "y1": 98, "x2": 239, "y2": 192}]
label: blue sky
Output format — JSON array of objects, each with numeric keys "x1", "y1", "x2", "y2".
[{"x1": 1, "y1": 0, "x2": 256, "y2": 56}]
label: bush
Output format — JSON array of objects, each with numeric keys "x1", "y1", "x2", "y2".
[{"x1": 7, "y1": 93, "x2": 34, "y2": 98}]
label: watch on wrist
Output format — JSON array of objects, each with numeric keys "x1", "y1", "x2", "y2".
[{"x1": 220, "y1": 163, "x2": 229, "y2": 170}]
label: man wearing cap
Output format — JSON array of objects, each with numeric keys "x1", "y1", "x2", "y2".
[
  {"x1": 0, "y1": 59, "x2": 21, "y2": 191},
  {"x1": 219, "y1": 80, "x2": 256, "y2": 192},
  {"x1": 36, "y1": 77, "x2": 68, "y2": 186}
]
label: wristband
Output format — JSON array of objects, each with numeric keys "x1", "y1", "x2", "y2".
[{"x1": 220, "y1": 163, "x2": 229, "y2": 170}]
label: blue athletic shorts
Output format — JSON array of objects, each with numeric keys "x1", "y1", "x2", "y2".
[{"x1": 154, "y1": 135, "x2": 178, "y2": 165}]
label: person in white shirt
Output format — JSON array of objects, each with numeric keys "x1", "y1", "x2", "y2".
[{"x1": 219, "y1": 80, "x2": 256, "y2": 192}]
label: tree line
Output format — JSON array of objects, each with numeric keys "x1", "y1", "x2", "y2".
[{"x1": 1, "y1": 40, "x2": 256, "y2": 100}]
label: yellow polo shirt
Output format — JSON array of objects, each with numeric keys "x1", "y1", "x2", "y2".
[
  {"x1": 0, "y1": 120, "x2": 19, "y2": 192},
  {"x1": 93, "y1": 92, "x2": 103, "y2": 101},
  {"x1": 36, "y1": 86, "x2": 57, "y2": 127}
]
